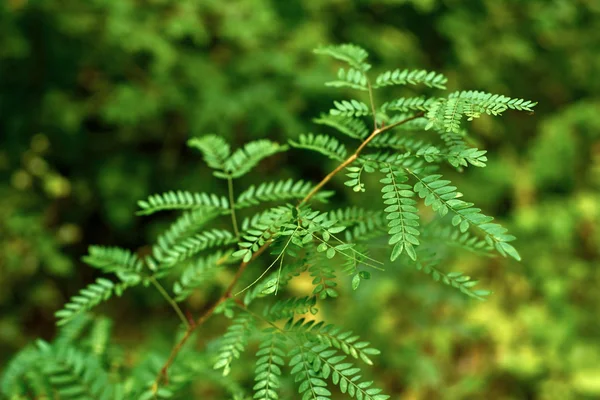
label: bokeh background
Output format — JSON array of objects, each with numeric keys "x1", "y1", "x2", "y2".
[{"x1": 1, "y1": 0, "x2": 599, "y2": 398}]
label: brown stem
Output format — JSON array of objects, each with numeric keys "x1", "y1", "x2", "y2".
[
  {"x1": 155, "y1": 242, "x2": 270, "y2": 386},
  {"x1": 154, "y1": 111, "x2": 425, "y2": 389},
  {"x1": 300, "y1": 111, "x2": 425, "y2": 205}
]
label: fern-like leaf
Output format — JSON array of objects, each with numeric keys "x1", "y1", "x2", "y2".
[
  {"x1": 137, "y1": 190, "x2": 228, "y2": 215},
  {"x1": 288, "y1": 344, "x2": 332, "y2": 400},
  {"x1": 37, "y1": 340, "x2": 118, "y2": 400},
  {"x1": 379, "y1": 165, "x2": 420, "y2": 261},
  {"x1": 306, "y1": 322, "x2": 381, "y2": 366},
  {"x1": 291, "y1": 341, "x2": 389, "y2": 400},
  {"x1": 325, "y1": 67, "x2": 368, "y2": 91},
  {"x1": 214, "y1": 314, "x2": 255, "y2": 376},
  {"x1": 289, "y1": 133, "x2": 348, "y2": 162},
  {"x1": 82, "y1": 246, "x2": 145, "y2": 283},
  {"x1": 253, "y1": 329, "x2": 287, "y2": 400},
  {"x1": 188, "y1": 134, "x2": 231, "y2": 170},
  {"x1": 224, "y1": 139, "x2": 288, "y2": 179},
  {"x1": 314, "y1": 43, "x2": 371, "y2": 71},
  {"x1": 237, "y1": 179, "x2": 333, "y2": 209},
  {"x1": 266, "y1": 296, "x2": 318, "y2": 321},
  {"x1": 55, "y1": 278, "x2": 132, "y2": 326},
  {"x1": 330, "y1": 99, "x2": 371, "y2": 117},
  {"x1": 154, "y1": 229, "x2": 236, "y2": 267},
  {"x1": 381, "y1": 96, "x2": 434, "y2": 113},
  {"x1": 374, "y1": 68, "x2": 447, "y2": 89},
  {"x1": 409, "y1": 172, "x2": 520, "y2": 260},
  {"x1": 313, "y1": 114, "x2": 370, "y2": 140},
  {"x1": 233, "y1": 206, "x2": 294, "y2": 263},
  {"x1": 152, "y1": 208, "x2": 223, "y2": 269},
  {"x1": 173, "y1": 251, "x2": 231, "y2": 301},
  {"x1": 414, "y1": 249, "x2": 492, "y2": 300}
]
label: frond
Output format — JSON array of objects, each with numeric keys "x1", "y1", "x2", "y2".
[
  {"x1": 55, "y1": 278, "x2": 132, "y2": 326},
  {"x1": 55, "y1": 314, "x2": 93, "y2": 345},
  {"x1": 327, "y1": 207, "x2": 387, "y2": 243},
  {"x1": 313, "y1": 114, "x2": 370, "y2": 140},
  {"x1": 236, "y1": 179, "x2": 333, "y2": 209},
  {"x1": 381, "y1": 96, "x2": 434, "y2": 113},
  {"x1": 413, "y1": 145, "x2": 488, "y2": 168},
  {"x1": 289, "y1": 133, "x2": 348, "y2": 162},
  {"x1": 82, "y1": 246, "x2": 145, "y2": 283},
  {"x1": 422, "y1": 223, "x2": 494, "y2": 256},
  {"x1": 314, "y1": 43, "x2": 371, "y2": 72},
  {"x1": 304, "y1": 321, "x2": 382, "y2": 366},
  {"x1": 451, "y1": 90, "x2": 537, "y2": 117},
  {"x1": 188, "y1": 134, "x2": 231, "y2": 170},
  {"x1": 137, "y1": 191, "x2": 228, "y2": 215},
  {"x1": 173, "y1": 251, "x2": 231, "y2": 301},
  {"x1": 325, "y1": 67, "x2": 368, "y2": 91},
  {"x1": 379, "y1": 165, "x2": 421, "y2": 261},
  {"x1": 152, "y1": 208, "x2": 223, "y2": 267},
  {"x1": 330, "y1": 99, "x2": 371, "y2": 117},
  {"x1": 87, "y1": 317, "x2": 112, "y2": 357},
  {"x1": 344, "y1": 164, "x2": 375, "y2": 193},
  {"x1": 154, "y1": 229, "x2": 236, "y2": 267},
  {"x1": 308, "y1": 255, "x2": 339, "y2": 299},
  {"x1": 409, "y1": 172, "x2": 520, "y2": 260},
  {"x1": 1, "y1": 345, "x2": 44, "y2": 399},
  {"x1": 374, "y1": 69, "x2": 447, "y2": 89},
  {"x1": 37, "y1": 340, "x2": 118, "y2": 400},
  {"x1": 266, "y1": 296, "x2": 318, "y2": 321},
  {"x1": 385, "y1": 112, "x2": 430, "y2": 130},
  {"x1": 243, "y1": 259, "x2": 307, "y2": 306},
  {"x1": 224, "y1": 139, "x2": 288, "y2": 179},
  {"x1": 214, "y1": 314, "x2": 255, "y2": 376},
  {"x1": 289, "y1": 340, "x2": 389, "y2": 400},
  {"x1": 368, "y1": 132, "x2": 436, "y2": 153},
  {"x1": 288, "y1": 343, "x2": 331, "y2": 400},
  {"x1": 414, "y1": 249, "x2": 492, "y2": 300},
  {"x1": 253, "y1": 329, "x2": 287, "y2": 400},
  {"x1": 233, "y1": 206, "x2": 294, "y2": 263},
  {"x1": 425, "y1": 92, "x2": 537, "y2": 133},
  {"x1": 298, "y1": 209, "x2": 374, "y2": 269}
]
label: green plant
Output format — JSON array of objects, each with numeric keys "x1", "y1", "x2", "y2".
[{"x1": 1, "y1": 44, "x2": 536, "y2": 399}]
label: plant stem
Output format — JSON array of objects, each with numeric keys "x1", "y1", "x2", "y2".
[
  {"x1": 300, "y1": 111, "x2": 425, "y2": 205},
  {"x1": 149, "y1": 277, "x2": 190, "y2": 329},
  {"x1": 227, "y1": 176, "x2": 240, "y2": 238}
]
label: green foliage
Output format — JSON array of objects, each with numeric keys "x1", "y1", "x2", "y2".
[
  {"x1": 2, "y1": 39, "x2": 547, "y2": 400},
  {"x1": 137, "y1": 191, "x2": 229, "y2": 215},
  {"x1": 290, "y1": 133, "x2": 349, "y2": 162},
  {"x1": 237, "y1": 179, "x2": 333, "y2": 209},
  {"x1": 213, "y1": 314, "x2": 256, "y2": 376},
  {"x1": 379, "y1": 166, "x2": 421, "y2": 261},
  {"x1": 374, "y1": 69, "x2": 447, "y2": 89},
  {"x1": 55, "y1": 279, "x2": 132, "y2": 326},
  {"x1": 253, "y1": 329, "x2": 286, "y2": 400}
]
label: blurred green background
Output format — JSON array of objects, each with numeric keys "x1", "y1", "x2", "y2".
[{"x1": 1, "y1": 0, "x2": 599, "y2": 398}]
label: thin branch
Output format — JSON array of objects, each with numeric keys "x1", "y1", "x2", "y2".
[
  {"x1": 300, "y1": 111, "x2": 425, "y2": 205},
  {"x1": 149, "y1": 277, "x2": 190, "y2": 329},
  {"x1": 227, "y1": 176, "x2": 240, "y2": 238},
  {"x1": 155, "y1": 242, "x2": 270, "y2": 386}
]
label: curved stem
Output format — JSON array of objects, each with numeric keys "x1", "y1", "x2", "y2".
[
  {"x1": 149, "y1": 277, "x2": 189, "y2": 329},
  {"x1": 300, "y1": 111, "x2": 425, "y2": 205}
]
